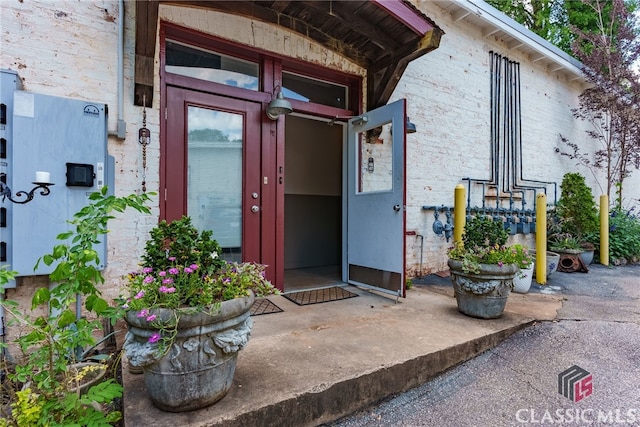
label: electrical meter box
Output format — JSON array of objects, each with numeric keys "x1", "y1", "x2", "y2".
[{"x1": 1, "y1": 70, "x2": 115, "y2": 278}]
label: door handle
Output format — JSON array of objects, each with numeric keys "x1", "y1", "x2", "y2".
[
  {"x1": 393, "y1": 204, "x2": 401, "y2": 212},
  {"x1": 251, "y1": 205, "x2": 260, "y2": 213}
]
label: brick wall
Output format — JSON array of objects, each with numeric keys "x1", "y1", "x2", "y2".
[{"x1": 1, "y1": 1, "x2": 637, "y2": 314}]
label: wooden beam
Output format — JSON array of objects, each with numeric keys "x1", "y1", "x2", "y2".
[
  {"x1": 134, "y1": 0, "x2": 159, "y2": 106},
  {"x1": 368, "y1": 28, "x2": 443, "y2": 107},
  {"x1": 370, "y1": 0, "x2": 433, "y2": 34}
]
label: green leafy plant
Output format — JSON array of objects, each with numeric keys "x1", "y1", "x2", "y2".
[
  {"x1": 609, "y1": 206, "x2": 640, "y2": 263},
  {"x1": 555, "y1": 173, "x2": 599, "y2": 240},
  {"x1": 121, "y1": 216, "x2": 279, "y2": 356},
  {"x1": 548, "y1": 233, "x2": 583, "y2": 251},
  {"x1": 141, "y1": 216, "x2": 225, "y2": 277},
  {"x1": 448, "y1": 216, "x2": 532, "y2": 274},
  {"x1": 0, "y1": 188, "x2": 152, "y2": 426}
]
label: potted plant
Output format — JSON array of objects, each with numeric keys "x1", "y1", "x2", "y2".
[
  {"x1": 121, "y1": 216, "x2": 278, "y2": 412},
  {"x1": 447, "y1": 216, "x2": 532, "y2": 318},
  {"x1": 0, "y1": 188, "x2": 152, "y2": 426}
]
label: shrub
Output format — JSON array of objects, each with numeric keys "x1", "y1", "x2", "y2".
[
  {"x1": 555, "y1": 173, "x2": 599, "y2": 238},
  {"x1": 609, "y1": 207, "x2": 640, "y2": 262}
]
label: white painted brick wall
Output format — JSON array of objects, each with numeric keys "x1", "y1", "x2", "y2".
[{"x1": 1, "y1": 1, "x2": 637, "y2": 309}]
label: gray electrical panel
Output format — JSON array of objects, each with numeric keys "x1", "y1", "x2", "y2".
[
  {"x1": 1, "y1": 70, "x2": 115, "y2": 278},
  {"x1": 0, "y1": 70, "x2": 23, "y2": 287}
]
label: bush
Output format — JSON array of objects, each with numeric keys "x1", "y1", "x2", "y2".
[
  {"x1": 555, "y1": 172, "x2": 599, "y2": 239},
  {"x1": 609, "y1": 207, "x2": 640, "y2": 262}
]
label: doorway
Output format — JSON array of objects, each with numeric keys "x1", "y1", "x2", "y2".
[{"x1": 283, "y1": 116, "x2": 344, "y2": 292}]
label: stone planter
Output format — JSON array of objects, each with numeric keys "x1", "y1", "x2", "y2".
[
  {"x1": 513, "y1": 263, "x2": 534, "y2": 294},
  {"x1": 448, "y1": 259, "x2": 518, "y2": 319},
  {"x1": 124, "y1": 291, "x2": 255, "y2": 412}
]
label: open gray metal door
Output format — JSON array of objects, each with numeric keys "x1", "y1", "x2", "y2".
[{"x1": 345, "y1": 99, "x2": 406, "y2": 297}]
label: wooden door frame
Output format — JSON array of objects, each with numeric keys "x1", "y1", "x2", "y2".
[{"x1": 159, "y1": 23, "x2": 363, "y2": 289}]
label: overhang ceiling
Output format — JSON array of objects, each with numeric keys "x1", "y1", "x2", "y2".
[{"x1": 134, "y1": 0, "x2": 444, "y2": 108}]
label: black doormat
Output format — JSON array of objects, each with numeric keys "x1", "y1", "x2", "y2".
[
  {"x1": 283, "y1": 287, "x2": 359, "y2": 306},
  {"x1": 250, "y1": 298, "x2": 284, "y2": 316}
]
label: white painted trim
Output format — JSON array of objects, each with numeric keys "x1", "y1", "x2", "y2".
[{"x1": 451, "y1": 0, "x2": 583, "y2": 78}]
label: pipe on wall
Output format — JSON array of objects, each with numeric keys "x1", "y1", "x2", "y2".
[{"x1": 108, "y1": 0, "x2": 126, "y2": 139}]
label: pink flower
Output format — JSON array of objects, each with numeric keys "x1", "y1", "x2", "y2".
[
  {"x1": 169, "y1": 267, "x2": 180, "y2": 275},
  {"x1": 137, "y1": 309, "x2": 149, "y2": 318},
  {"x1": 498, "y1": 261, "x2": 504, "y2": 267},
  {"x1": 168, "y1": 256, "x2": 176, "y2": 262},
  {"x1": 134, "y1": 290, "x2": 145, "y2": 300},
  {"x1": 146, "y1": 314, "x2": 157, "y2": 322},
  {"x1": 189, "y1": 264, "x2": 198, "y2": 270},
  {"x1": 184, "y1": 267, "x2": 194, "y2": 274},
  {"x1": 162, "y1": 278, "x2": 174, "y2": 285},
  {"x1": 142, "y1": 267, "x2": 153, "y2": 274},
  {"x1": 148, "y1": 333, "x2": 161, "y2": 343},
  {"x1": 159, "y1": 285, "x2": 176, "y2": 293},
  {"x1": 159, "y1": 271, "x2": 167, "y2": 277},
  {"x1": 143, "y1": 275, "x2": 154, "y2": 284}
]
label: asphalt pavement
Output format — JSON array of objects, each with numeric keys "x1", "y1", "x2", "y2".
[{"x1": 324, "y1": 263, "x2": 640, "y2": 427}]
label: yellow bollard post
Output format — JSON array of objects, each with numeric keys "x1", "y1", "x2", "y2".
[
  {"x1": 535, "y1": 193, "x2": 547, "y2": 285},
  {"x1": 454, "y1": 184, "x2": 465, "y2": 244},
  {"x1": 600, "y1": 195, "x2": 609, "y2": 266}
]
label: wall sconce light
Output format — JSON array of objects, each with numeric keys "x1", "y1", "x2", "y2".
[
  {"x1": 266, "y1": 86, "x2": 293, "y2": 120},
  {"x1": 0, "y1": 171, "x2": 54, "y2": 204},
  {"x1": 405, "y1": 116, "x2": 417, "y2": 134},
  {"x1": 391, "y1": 116, "x2": 417, "y2": 134}
]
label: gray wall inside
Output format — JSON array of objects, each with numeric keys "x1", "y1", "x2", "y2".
[{"x1": 284, "y1": 116, "x2": 342, "y2": 269}]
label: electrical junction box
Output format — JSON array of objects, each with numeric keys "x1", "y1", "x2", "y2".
[
  {"x1": 0, "y1": 69, "x2": 23, "y2": 287},
  {"x1": 1, "y1": 74, "x2": 115, "y2": 277}
]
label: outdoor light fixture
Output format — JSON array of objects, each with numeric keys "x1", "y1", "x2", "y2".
[
  {"x1": 405, "y1": 116, "x2": 417, "y2": 134},
  {"x1": 0, "y1": 171, "x2": 54, "y2": 204},
  {"x1": 266, "y1": 86, "x2": 293, "y2": 120},
  {"x1": 390, "y1": 116, "x2": 417, "y2": 134}
]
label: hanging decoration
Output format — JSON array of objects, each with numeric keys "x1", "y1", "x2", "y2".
[{"x1": 138, "y1": 94, "x2": 151, "y2": 192}]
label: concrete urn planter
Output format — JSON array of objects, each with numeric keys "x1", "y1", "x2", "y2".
[
  {"x1": 124, "y1": 291, "x2": 255, "y2": 412},
  {"x1": 448, "y1": 259, "x2": 518, "y2": 319}
]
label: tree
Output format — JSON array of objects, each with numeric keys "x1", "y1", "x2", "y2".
[
  {"x1": 559, "y1": 0, "x2": 640, "y2": 207},
  {"x1": 486, "y1": 0, "x2": 607, "y2": 56}
]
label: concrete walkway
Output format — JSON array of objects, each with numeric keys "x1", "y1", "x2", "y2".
[{"x1": 123, "y1": 274, "x2": 563, "y2": 427}]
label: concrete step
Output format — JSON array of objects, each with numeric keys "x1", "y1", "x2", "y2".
[{"x1": 123, "y1": 284, "x2": 562, "y2": 427}]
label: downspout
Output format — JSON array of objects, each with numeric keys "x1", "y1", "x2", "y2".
[{"x1": 108, "y1": 0, "x2": 126, "y2": 139}]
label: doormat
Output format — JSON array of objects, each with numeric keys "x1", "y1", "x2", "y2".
[
  {"x1": 250, "y1": 298, "x2": 284, "y2": 316},
  {"x1": 282, "y1": 287, "x2": 358, "y2": 306}
]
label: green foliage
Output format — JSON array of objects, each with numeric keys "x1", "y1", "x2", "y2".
[
  {"x1": 0, "y1": 187, "x2": 153, "y2": 425},
  {"x1": 555, "y1": 173, "x2": 599, "y2": 238},
  {"x1": 462, "y1": 215, "x2": 509, "y2": 249},
  {"x1": 141, "y1": 216, "x2": 225, "y2": 277},
  {"x1": 448, "y1": 216, "x2": 532, "y2": 274},
  {"x1": 609, "y1": 206, "x2": 640, "y2": 262},
  {"x1": 123, "y1": 216, "x2": 279, "y2": 357}
]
